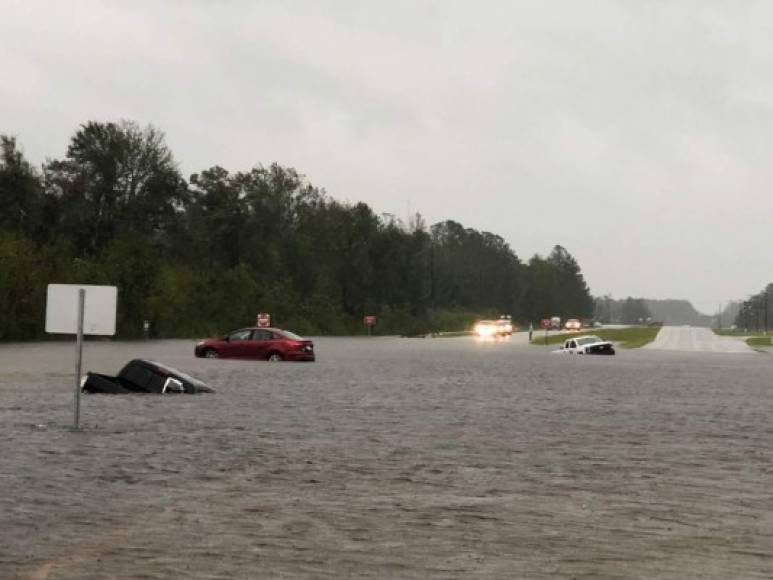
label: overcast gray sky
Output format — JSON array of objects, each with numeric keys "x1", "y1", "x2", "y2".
[{"x1": 2, "y1": 0, "x2": 771, "y2": 313}]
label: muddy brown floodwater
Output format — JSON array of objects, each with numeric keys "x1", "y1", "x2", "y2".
[{"x1": 1, "y1": 336, "x2": 772, "y2": 579}]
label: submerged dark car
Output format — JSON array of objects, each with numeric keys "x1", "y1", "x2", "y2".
[
  {"x1": 82, "y1": 359, "x2": 214, "y2": 394},
  {"x1": 194, "y1": 327, "x2": 315, "y2": 361}
]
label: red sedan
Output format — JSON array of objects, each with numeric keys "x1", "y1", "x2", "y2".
[{"x1": 194, "y1": 327, "x2": 315, "y2": 361}]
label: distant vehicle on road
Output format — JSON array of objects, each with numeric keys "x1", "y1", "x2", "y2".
[
  {"x1": 550, "y1": 316, "x2": 561, "y2": 330},
  {"x1": 554, "y1": 335, "x2": 615, "y2": 355},
  {"x1": 496, "y1": 316, "x2": 514, "y2": 335},
  {"x1": 564, "y1": 318, "x2": 582, "y2": 331},
  {"x1": 195, "y1": 327, "x2": 315, "y2": 361},
  {"x1": 474, "y1": 319, "x2": 512, "y2": 338},
  {"x1": 82, "y1": 359, "x2": 214, "y2": 394}
]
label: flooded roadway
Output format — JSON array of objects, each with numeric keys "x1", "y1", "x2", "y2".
[{"x1": 1, "y1": 336, "x2": 772, "y2": 579}]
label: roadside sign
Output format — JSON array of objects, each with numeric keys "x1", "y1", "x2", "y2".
[
  {"x1": 540, "y1": 318, "x2": 552, "y2": 329},
  {"x1": 45, "y1": 284, "x2": 118, "y2": 430},
  {"x1": 256, "y1": 313, "x2": 271, "y2": 327},
  {"x1": 46, "y1": 284, "x2": 117, "y2": 335},
  {"x1": 364, "y1": 315, "x2": 377, "y2": 336}
]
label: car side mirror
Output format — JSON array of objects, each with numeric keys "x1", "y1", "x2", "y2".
[{"x1": 162, "y1": 377, "x2": 184, "y2": 394}]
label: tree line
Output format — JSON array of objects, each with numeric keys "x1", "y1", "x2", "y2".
[
  {"x1": 0, "y1": 121, "x2": 595, "y2": 339},
  {"x1": 594, "y1": 296, "x2": 653, "y2": 325},
  {"x1": 734, "y1": 284, "x2": 772, "y2": 332}
]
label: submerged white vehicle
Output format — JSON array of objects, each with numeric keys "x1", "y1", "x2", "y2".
[{"x1": 554, "y1": 335, "x2": 615, "y2": 355}]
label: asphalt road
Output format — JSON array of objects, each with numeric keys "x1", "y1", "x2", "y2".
[{"x1": 644, "y1": 325, "x2": 754, "y2": 353}]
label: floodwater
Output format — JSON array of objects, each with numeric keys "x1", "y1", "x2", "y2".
[{"x1": 1, "y1": 336, "x2": 772, "y2": 579}]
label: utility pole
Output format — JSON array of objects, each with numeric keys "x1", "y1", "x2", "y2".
[
  {"x1": 758, "y1": 295, "x2": 763, "y2": 332},
  {"x1": 429, "y1": 240, "x2": 435, "y2": 310}
]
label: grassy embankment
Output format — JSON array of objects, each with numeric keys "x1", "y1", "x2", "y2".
[
  {"x1": 535, "y1": 326, "x2": 662, "y2": 349},
  {"x1": 713, "y1": 328, "x2": 761, "y2": 336},
  {"x1": 713, "y1": 328, "x2": 772, "y2": 348},
  {"x1": 745, "y1": 336, "x2": 772, "y2": 348}
]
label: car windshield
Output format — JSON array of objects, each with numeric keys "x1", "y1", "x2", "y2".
[
  {"x1": 577, "y1": 336, "x2": 601, "y2": 346},
  {"x1": 280, "y1": 330, "x2": 305, "y2": 340}
]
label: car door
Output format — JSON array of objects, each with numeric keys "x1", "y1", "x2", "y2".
[
  {"x1": 568, "y1": 339, "x2": 577, "y2": 353},
  {"x1": 247, "y1": 329, "x2": 274, "y2": 359},
  {"x1": 222, "y1": 328, "x2": 253, "y2": 358}
]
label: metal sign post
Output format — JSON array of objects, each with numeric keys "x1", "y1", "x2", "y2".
[
  {"x1": 46, "y1": 284, "x2": 117, "y2": 430},
  {"x1": 540, "y1": 318, "x2": 551, "y2": 345},
  {"x1": 74, "y1": 289, "x2": 85, "y2": 429}
]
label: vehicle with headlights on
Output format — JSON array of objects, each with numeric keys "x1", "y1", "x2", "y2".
[
  {"x1": 554, "y1": 335, "x2": 615, "y2": 355},
  {"x1": 195, "y1": 327, "x2": 315, "y2": 361},
  {"x1": 564, "y1": 318, "x2": 582, "y2": 331},
  {"x1": 474, "y1": 319, "x2": 512, "y2": 338},
  {"x1": 496, "y1": 316, "x2": 514, "y2": 335}
]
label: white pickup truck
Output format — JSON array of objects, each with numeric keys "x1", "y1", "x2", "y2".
[{"x1": 554, "y1": 335, "x2": 615, "y2": 355}]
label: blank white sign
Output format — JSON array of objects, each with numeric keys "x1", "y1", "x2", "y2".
[{"x1": 45, "y1": 284, "x2": 118, "y2": 336}]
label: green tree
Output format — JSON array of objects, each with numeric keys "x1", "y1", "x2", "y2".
[
  {"x1": 620, "y1": 297, "x2": 651, "y2": 325},
  {"x1": 546, "y1": 245, "x2": 594, "y2": 318},
  {"x1": 0, "y1": 235, "x2": 58, "y2": 339},
  {"x1": 0, "y1": 136, "x2": 44, "y2": 239},
  {"x1": 44, "y1": 121, "x2": 185, "y2": 256},
  {"x1": 0, "y1": 122, "x2": 602, "y2": 340}
]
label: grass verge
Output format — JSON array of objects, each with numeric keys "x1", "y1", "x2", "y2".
[
  {"x1": 746, "y1": 336, "x2": 772, "y2": 347},
  {"x1": 713, "y1": 328, "x2": 762, "y2": 336},
  {"x1": 534, "y1": 326, "x2": 662, "y2": 349}
]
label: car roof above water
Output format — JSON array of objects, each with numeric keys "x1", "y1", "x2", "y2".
[{"x1": 120, "y1": 359, "x2": 208, "y2": 388}]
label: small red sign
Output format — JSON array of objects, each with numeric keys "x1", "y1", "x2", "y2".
[
  {"x1": 540, "y1": 318, "x2": 552, "y2": 329},
  {"x1": 364, "y1": 315, "x2": 377, "y2": 326},
  {"x1": 256, "y1": 313, "x2": 271, "y2": 328}
]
